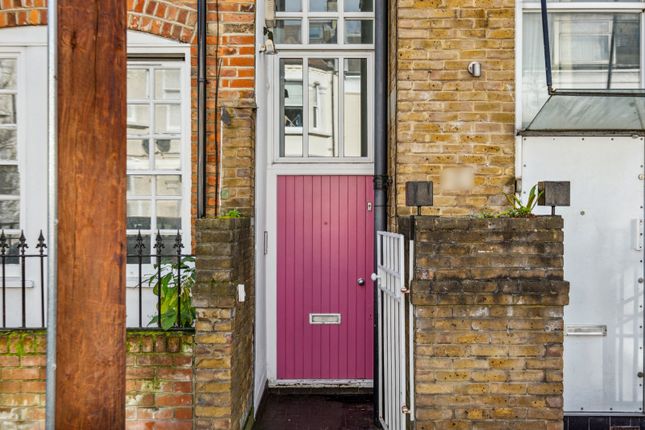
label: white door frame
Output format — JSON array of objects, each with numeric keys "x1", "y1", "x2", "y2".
[{"x1": 262, "y1": 50, "x2": 375, "y2": 385}]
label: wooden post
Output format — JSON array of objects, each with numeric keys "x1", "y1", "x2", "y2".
[{"x1": 55, "y1": 1, "x2": 127, "y2": 428}]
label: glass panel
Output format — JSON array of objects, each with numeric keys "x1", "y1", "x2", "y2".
[
  {"x1": 309, "y1": 0, "x2": 337, "y2": 12},
  {"x1": 0, "y1": 94, "x2": 16, "y2": 125},
  {"x1": 160, "y1": 235, "x2": 179, "y2": 262},
  {"x1": 154, "y1": 139, "x2": 181, "y2": 170},
  {"x1": 0, "y1": 165, "x2": 19, "y2": 195},
  {"x1": 154, "y1": 104, "x2": 181, "y2": 134},
  {"x1": 344, "y1": 59, "x2": 368, "y2": 157},
  {"x1": 157, "y1": 201, "x2": 181, "y2": 230},
  {"x1": 0, "y1": 128, "x2": 17, "y2": 161},
  {"x1": 154, "y1": 69, "x2": 181, "y2": 100},
  {"x1": 308, "y1": 58, "x2": 338, "y2": 157},
  {"x1": 156, "y1": 175, "x2": 182, "y2": 196},
  {"x1": 522, "y1": 12, "x2": 642, "y2": 127},
  {"x1": 345, "y1": 0, "x2": 372, "y2": 12},
  {"x1": 309, "y1": 20, "x2": 337, "y2": 44},
  {"x1": 0, "y1": 59, "x2": 17, "y2": 90},
  {"x1": 345, "y1": 20, "x2": 373, "y2": 44},
  {"x1": 127, "y1": 200, "x2": 152, "y2": 230},
  {"x1": 127, "y1": 139, "x2": 150, "y2": 170},
  {"x1": 127, "y1": 69, "x2": 149, "y2": 100},
  {"x1": 126, "y1": 234, "x2": 151, "y2": 264},
  {"x1": 526, "y1": 93, "x2": 645, "y2": 131},
  {"x1": 127, "y1": 175, "x2": 152, "y2": 196},
  {"x1": 279, "y1": 59, "x2": 303, "y2": 157},
  {"x1": 127, "y1": 104, "x2": 150, "y2": 135},
  {"x1": 274, "y1": 19, "x2": 303, "y2": 44},
  {"x1": 276, "y1": 0, "x2": 301, "y2": 12},
  {"x1": 0, "y1": 200, "x2": 19, "y2": 230}
]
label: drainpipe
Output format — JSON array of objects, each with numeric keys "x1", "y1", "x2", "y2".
[
  {"x1": 45, "y1": 1, "x2": 58, "y2": 427},
  {"x1": 373, "y1": 0, "x2": 388, "y2": 422},
  {"x1": 45, "y1": 1, "x2": 58, "y2": 428},
  {"x1": 197, "y1": 0, "x2": 207, "y2": 218}
]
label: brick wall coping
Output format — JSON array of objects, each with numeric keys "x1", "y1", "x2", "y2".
[
  {"x1": 412, "y1": 216, "x2": 564, "y2": 231},
  {"x1": 196, "y1": 217, "x2": 251, "y2": 230}
]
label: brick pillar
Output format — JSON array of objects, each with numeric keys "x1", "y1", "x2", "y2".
[
  {"x1": 406, "y1": 216, "x2": 569, "y2": 430},
  {"x1": 193, "y1": 218, "x2": 255, "y2": 430}
]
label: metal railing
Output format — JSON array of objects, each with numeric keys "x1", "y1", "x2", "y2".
[{"x1": 0, "y1": 230, "x2": 194, "y2": 330}]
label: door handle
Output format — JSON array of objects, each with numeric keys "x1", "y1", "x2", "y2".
[{"x1": 357, "y1": 278, "x2": 365, "y2": 286}]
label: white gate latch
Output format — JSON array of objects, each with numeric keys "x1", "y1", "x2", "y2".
[{"x1": 370, "y1": 273, "x2": 381, "y2": 282}]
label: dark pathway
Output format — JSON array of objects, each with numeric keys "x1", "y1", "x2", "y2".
[{"x1": 254, "y1": 393, "x2": 380, "y2": 430}]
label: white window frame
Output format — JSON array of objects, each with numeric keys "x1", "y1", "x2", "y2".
[
  {"x1": 517, "y1": 1, "x2": 645, "y2": 132},
  {"x1": 0, "y1": 51, "x2": 23, "y2": 235},
  {"x1": 125, "y1": 54, "x2": 191, "y2": 282},
  {"x1": 274, "y1": 0, "x2": 375, "y2": 49},
  {"x1": 272, "y1": 51, "x2": 374, "y2": 163}
]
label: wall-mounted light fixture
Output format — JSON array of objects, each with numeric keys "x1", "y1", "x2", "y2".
[
  {"x1": 467, "y1": 61, "x2": 481, "y2": 77},
  {"x1": 260, "y1": 27, "x2": 278, "y2": 55}
]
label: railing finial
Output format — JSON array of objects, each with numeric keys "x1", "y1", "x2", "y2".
[
  {"x1": 0, "y1": 231, "x2": 7, "y2": 255},
  {"x1": 37, "y1": 230, "x2": 47, "y2": 251}
]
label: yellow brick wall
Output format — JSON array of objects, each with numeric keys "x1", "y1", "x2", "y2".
[{"x1": 394, "y1": 0, "x2": 516, "y2": 217}]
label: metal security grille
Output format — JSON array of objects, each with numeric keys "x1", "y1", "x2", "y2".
[{"x1": 375, "y1": 231, "x2": 413, "y2": 430}]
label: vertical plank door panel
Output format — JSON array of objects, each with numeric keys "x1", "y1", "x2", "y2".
[{"x1": 277, "y1": 175, "x2": 374, "y2": 380}]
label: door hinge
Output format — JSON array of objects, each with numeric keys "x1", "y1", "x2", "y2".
[{"x1": 264, "y1": 231, "x2": 268, "y2": 255}]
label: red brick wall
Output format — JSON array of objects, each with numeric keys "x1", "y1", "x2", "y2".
[{"x1": 0, "y1": 330, "x2": 195, "y2": 430}]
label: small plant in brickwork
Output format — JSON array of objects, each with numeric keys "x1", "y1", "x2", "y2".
[
  {"x1": 147, "y1": 256, "x2": 196, "y2": 330},
  {"x1": 500, "y1": 184, "x2": 543, "y2": 218},
  {"x1": 220, "y1": 209, "x2": 242, "y2": 219},
  {"x1": 477, "y1": 207, "x2": 497, "y2": 219}
]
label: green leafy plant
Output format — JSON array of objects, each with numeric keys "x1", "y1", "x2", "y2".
[
  {"x1": 220, "y1": 209, "x2": 241, "y2": 219},
  {"x1": 477, "y1": 207, "x2": 497, "y2": 219},
  {"x1": 500, "y1": 184, "x2": 543, "y2": 218},
  {"x1": 147, "y1": 256, "x2": 196, "y2": 330}
]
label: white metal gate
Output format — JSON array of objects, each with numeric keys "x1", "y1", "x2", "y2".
[{"x1": 374, "y1": 231, "x2": 413, "y2": 430}]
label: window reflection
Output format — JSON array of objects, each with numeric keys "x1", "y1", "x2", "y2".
[
  {"x1": 345, "y1": 20, "x2": 373, "y2": 44},
  {"x1": 344, "y1": 58, "x2": 367, "y2": 157},
  {"x1": 276, "y1": 0, "x2": 301, "y2": 12},
  {"x1": 309, "y1": 0, "x2": 337, "y2": 12},
  {"x1": 344, "y1": 0, "x2": 372, "y2": 12},
  {"x1": 280, "y1": 59, "x2": 304, "y2": 157},
  {"x1": 308, "y1": 58, "x2": 338, "y2": 157},
  {"x1": 522, "y1": 12, "x2": 641, "y2": 126},
  {"x1": 309, "y1": 20, "x2": 337, "y2": 44},
  {"x1": 274, "y1": 20, "x2": 302, "y2": 44}
]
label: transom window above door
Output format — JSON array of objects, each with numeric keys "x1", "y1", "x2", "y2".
[
  {"x1": 277, "y1": 54, "x2": 372, "y2": 160},
  {"x1": 273, "y1": 0, "x2": 374, "y2": 46}
]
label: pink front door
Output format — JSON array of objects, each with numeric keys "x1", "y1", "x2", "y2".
[{"x1": 277, "y1": 175, "x2": 374, "y2": 380}]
